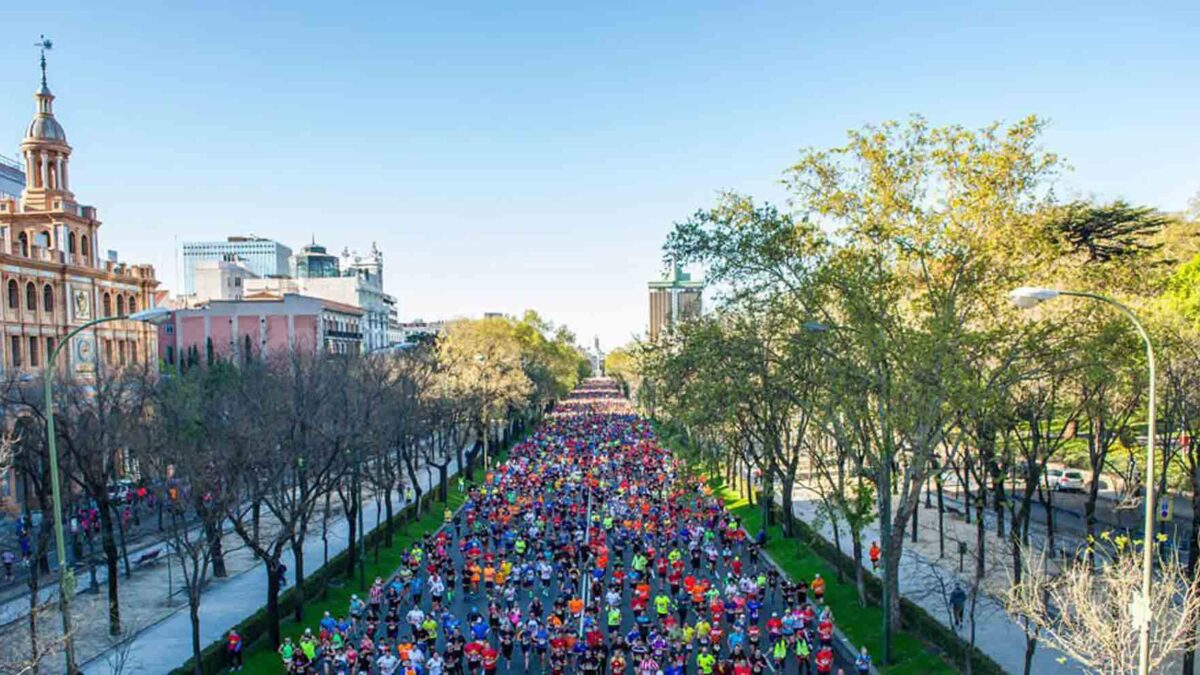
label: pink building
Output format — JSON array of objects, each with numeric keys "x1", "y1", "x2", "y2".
[{"x1": 157, "y1": 291, "x2": 363, "y2": 366}]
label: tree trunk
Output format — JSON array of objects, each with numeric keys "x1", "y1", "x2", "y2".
[
  {"x1": 189, "y1": 593, "x2": 203, "y2": 675},
  {"x1": 291, "y1": 540, "x2": 306, "y2": 622},
  {"x1": 266, "y1": 560, "x2": 282, "y2": 647},
  {"x1": 98, "y1": 501, "x2": 122, "y2": 635},
  {"x1": 779, "y1": 476, "x2": 796, "y2": 537},
  {"x1": 830, "y1": 511, "x2": 844, "y2": 583},
  {"x1": 936, "y1": 478, "x2": 946, "y2": 558},
  {"x1": 117, "y1": 511, "x2": 132, "y2": 579},
  {"x1": 206, "y1": 518, "x2": 226, "y2": 578},
  {"x1": 911, "y1": 499, "x2": 919, "y2": 543},
  {"x1": 851, "y1": 530, "x2": 867, "y2": 607}
]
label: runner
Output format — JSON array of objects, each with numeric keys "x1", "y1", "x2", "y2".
[{"x1": 274, "y1": 379, "x2": 853, "y2": 673}]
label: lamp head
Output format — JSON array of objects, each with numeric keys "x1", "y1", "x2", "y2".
[
  {"x1": 128, "y1": 306, "x2": 172, "y2": 325},
  {"x1": 1008, "y1": 287, "x2": 1060, "y2": 310}
]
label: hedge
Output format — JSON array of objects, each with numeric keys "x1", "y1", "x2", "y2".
[{"x1": 775, "y1": 503, "x2": 1007, "y2": 675}]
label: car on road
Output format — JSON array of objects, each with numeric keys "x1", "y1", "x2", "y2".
[{"x1": 1049, "y1": 469, "x2": 1086, "y2": 492}]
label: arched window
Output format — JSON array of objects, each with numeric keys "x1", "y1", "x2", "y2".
[
  {"x1": 102, "y1": 292, "x2": 112, "y2": 317},
  {"x1": 17, "y1": 232, "x2": 28, "y2": 257},
  {"x1": 25, "y1": 282, "x2": 36, "y2": 311},
  {"x1": 80, "y1": 234, "x2": 89, "y2": 261},
  {"x1": 6, "y1": 280, "x2": 17, "y2": 309},
  {"x1": 128, "y1": 296, "x2": 137, "y2": 313},
  {"x1": 42, "y1": 285, "x2": 53, "y2": 313},
  {"x1": 116, "y1": 295, "x2": 125, "y2": 316},
  {"x1": 67, "y1": 232, "x2": 76, "y2": 254}
]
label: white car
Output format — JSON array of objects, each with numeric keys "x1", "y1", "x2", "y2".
[{"x1": 1051, "y1": 469, "x2": 1086, "y2": 493}]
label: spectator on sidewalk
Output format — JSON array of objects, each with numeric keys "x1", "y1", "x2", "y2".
[
  {"x1": 2, "y1": 549, "x2": 13, "y2": 581},
  {"x1": 869, "y1": 541, "x2": 880, "y2": 571},
  {"x1": 855, "y1": 646, "x2": 872, "y2": 673},
  {"x1": 950, "y1": 584, "x2": 967, "y2": 629}
]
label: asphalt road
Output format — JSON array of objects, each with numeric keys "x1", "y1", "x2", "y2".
[{"x1": 292, "y1": 401, "x2": 856, "y2": 674}]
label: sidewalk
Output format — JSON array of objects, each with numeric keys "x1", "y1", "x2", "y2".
[
  {"x1": 789, "y1": 485, "x2": 1074, "y2": 675},
  {"x1": 80, "y1": 457, "x2": 462, "y2": 674}
]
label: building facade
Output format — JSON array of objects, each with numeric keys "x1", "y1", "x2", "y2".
[
  {"x1": 181, "y1": 236, "x2": 290, "y2": 295},
  {"x1": 189, "y1": 257, "x2": 259, "y2": 304},
  {"x1": 157, "y1": 291, "x2": 363, "y2": 366},
  {"x1": 247, "y1": 240, "x2": 395, "y2": 352},
  {"x1": 0, "y1": 154, "x2": 23, "y2": 200},
  {"x1": 0, "y1": 67, "x2": 160, "y2": 378},
  {"x1": 648, "y1": 263, "x2": 703, "y2": 341}
]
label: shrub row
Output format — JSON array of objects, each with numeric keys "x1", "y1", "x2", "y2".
[{"x1": 776, "y1": 505, "x2": 1007, "y2": 675}]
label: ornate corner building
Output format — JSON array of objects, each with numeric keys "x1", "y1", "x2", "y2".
[{"x1": 0, "y1": 63, "x2": 159, "y2": 376}]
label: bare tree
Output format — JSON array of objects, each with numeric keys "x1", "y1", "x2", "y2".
[{"x1": 1007, "y1": 538, "x2": 1200, "y2": 675}]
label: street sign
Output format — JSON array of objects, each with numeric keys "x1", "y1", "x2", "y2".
[{"x1": 1158, "y1": 496, "x2": 1172, "y2": 522}]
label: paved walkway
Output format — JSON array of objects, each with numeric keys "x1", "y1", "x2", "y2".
[
  {"x1": 80, "y1": 457, "x2": 464, "y2": 674},
  {"x1": 788, "y1": 485, "x2": 1074, "y2": 675}
]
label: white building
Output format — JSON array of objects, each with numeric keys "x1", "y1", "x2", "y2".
[{"x1": 188, "y1": 257, "x2": 259, "y2": 304}]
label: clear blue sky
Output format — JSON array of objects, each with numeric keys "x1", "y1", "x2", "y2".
[{"x1": 2, "y1": 2, "x2": 1197, "y2": 350}]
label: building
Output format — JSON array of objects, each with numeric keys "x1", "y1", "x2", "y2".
[
  {"x1": 181, "y1": 236, "x2": 290, "y2": 295},
  {"x1": 0, "y1": 58, "x2": 160, "y2": 377},
  {"x1": 247, "y1": 240, "x2": 395, "y2": 352},
  {"x1": 0, "y1": 154, "x2": 23, "y2": 199},
  {"x1": 393, "y1": 319, "x2": 446, "y2": 345},
  {"x1": 289, "y1": 241, "x2": 340, "y2": 278},
  {"x1": 157, "y1": 291, "x2": 364, "y2": 366},
  {"x1": 648, "y1": 263, "x2": 703, "y2": 340},
  {"x1": 188, "y1": 256, "x2": 259, "y2": 304}
]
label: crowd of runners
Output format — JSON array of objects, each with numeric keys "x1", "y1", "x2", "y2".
[{"x1": 258, "y1": 379, "x2": 865, "y2": 674}]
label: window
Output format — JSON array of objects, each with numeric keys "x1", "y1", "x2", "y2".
[
  {"x1": 7, "y1": 280, "x2": 17, "y2": 309},
  {"x1": 166, "y1": 345, "x2": 175, "y2": 365},
  {"x1": 80, "y1": 234, "x2": 89, "y2": 260},
  {"x1": 130, "y1": 341, "x2": 138, "y2": 364},
  {"x1": 102, "y1": 292, "x2": 112, "y2": 317},
  {"x1": 46, "y1": 337, "x2": 55, "y2": 362},
  {"x1": 67, "y1": 232, "x2": 76, "y2": 254},
  {"x1": 42, "y1": 285, "x2": 53, "y2": 313},
  {"x1": 35, "y1": 231, "x2": 50, "y2": 249},
  {"x1": 116, "y1": 295, "x2": 125, "y2": 316},
  {"x1": 10, "y1": 336, "x2": 20, "y2": 367},
  {"x1": 25, "y1": 282, "x2": 36, "y2": 311},
  {"x1": 128, "y1": 296, "x2": 137, "y2": 313},
  {"x1": 118, "y1": 341, "x2": 126, "y2": 365},
  {"x1": 104, "y1": 339, "x2": 112, "y2": 364},
  {"x1": 28, "y1": 336, "x2": 38, "y2": 367},
  {"x1": 17, "y1": 232, "x2": 27, "y2": 257}
]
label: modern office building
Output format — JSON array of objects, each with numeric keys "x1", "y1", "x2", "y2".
[
  {"x1": 648, "y1": 263, "x2": 703, "y2": 340},
  {"x1": 181, "y1": 236, "x2": 291, "y2": 294},
  {"x1": 0, "y1": 154, "x2": 24, "y2": 199}
]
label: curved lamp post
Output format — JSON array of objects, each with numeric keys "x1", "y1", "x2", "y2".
[
  {"x1": 44, "y1": 306, "x2": 170, "y2": 674},
  {"x1": 1009, "y1": 286, "x2": 1156, "y2": 675}
]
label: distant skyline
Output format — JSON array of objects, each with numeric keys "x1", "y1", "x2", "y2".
[{"x1": 1, "y1": 2, "x2": 1197, "y2": 349}]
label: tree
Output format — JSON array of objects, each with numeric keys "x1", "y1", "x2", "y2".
[{"x1": 1008, "y1": 537, "x2": 1200, "y2": 675}]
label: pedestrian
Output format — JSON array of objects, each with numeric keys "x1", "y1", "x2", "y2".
[
  {"x1": 226, "y1": 629, "x2": 243, "y2": 671},
  {"x1": 950, "y1": 584, "x2": 967, "y2": 629},
  {"x1": 869, "y1": 541, "x2": 880, "y2": 571},
  {"x1": 2, "y1": 550, "x2": 13, "y2": 582}
]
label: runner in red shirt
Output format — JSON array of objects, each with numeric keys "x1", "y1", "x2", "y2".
[{"x1": 815, "y1": 645, "x2": 835, "y2": 674}]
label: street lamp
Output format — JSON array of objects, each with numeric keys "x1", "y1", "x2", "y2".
[
  {"x1": 43, "y1": 306, "x2": 169, "y2": 674},
  {"x1": 1009, "y1": 286, "x2": 1157, "y2": 675}
]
